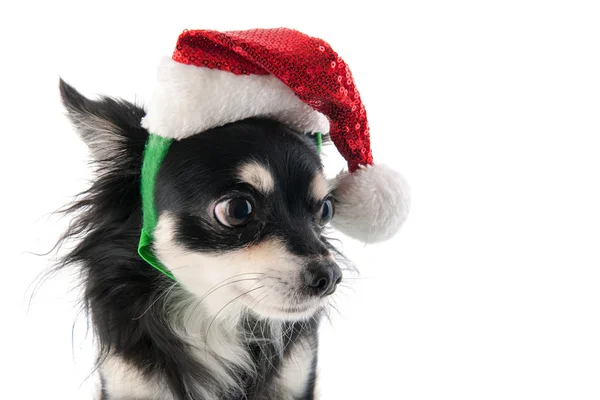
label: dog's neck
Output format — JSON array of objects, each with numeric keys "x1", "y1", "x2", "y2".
[
  {"x1": 161, "y1": 286, "x2": 321, "y2": 398},
  {"x1": 172, "y1": 294, "x2": 280, "y2": 385}
]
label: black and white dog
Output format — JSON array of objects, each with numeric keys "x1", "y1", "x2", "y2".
[{"x1": 56, "y1": 79, "x2": 351, "y2": 400}]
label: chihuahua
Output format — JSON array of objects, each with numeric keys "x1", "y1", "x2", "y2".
[{"x1": 56, "y1": 79, "x2": 349, "y2": 400}]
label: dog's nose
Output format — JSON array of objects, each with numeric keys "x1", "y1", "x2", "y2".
[{"x1": 303, "y1": 261, "x2": 342, "y2": 297}]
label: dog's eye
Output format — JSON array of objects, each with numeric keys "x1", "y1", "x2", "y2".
[
  {"x1": 215, "y1": 197, "x2": 255, "y2": 227},
  {"x1": 319, "y1": 197, "x2": 335, "y2": 225}
]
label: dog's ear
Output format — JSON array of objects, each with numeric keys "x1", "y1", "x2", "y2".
[{"x1": 59, "y1": 78, "x2": 146, "y2": 161}]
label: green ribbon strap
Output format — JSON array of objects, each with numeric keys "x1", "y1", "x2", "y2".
[
  {"x1": 138, "y1": 134, "x2": 175, "y2": 280},
  {"x1": 315, "y1": 131, "x2": 322, "y2": 155}
]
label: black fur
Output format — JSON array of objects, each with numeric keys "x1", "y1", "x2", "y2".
[{"x1": 54, "y1": 79, "x2": 343, "y2": 400}]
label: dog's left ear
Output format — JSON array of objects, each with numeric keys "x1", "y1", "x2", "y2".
[{"x1": 59, "y1": 78, "x2": 146, "y2": 161}]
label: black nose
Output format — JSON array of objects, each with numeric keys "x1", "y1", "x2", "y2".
[{"x1": 303, "y1": 261, "x2": 343, "y2": 297}]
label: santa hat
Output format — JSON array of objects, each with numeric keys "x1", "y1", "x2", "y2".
[{"x1": 139, "y1": 28, "x2": 410, "y2": 278}]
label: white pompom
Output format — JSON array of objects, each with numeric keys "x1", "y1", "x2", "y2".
[{"x1": 331, "y1": 164, "x2": 410, "y2": 243}]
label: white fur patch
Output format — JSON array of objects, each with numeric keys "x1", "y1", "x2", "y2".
[
  {"x1": 277, "y1": 338, "x2": 315, "y2": 398},
  {"x1": 332, "y1": 164, "x2": 410, "y2": 243},
  {"x1": 170, "y1": 287, "x2": 253, "y2": 398},
  {"x1": 142, "y1": 58, "x2": 330, "y2": 139},
  {"x1": 238, "y1": 161, "x2": 275, "y2": 194},
  {"x1": 102, "y1": 355, "x2": 174, "y2": 400}
]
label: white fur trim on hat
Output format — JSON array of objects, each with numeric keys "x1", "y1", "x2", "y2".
[
  {"x1": 331, "y1": 164, "x2": 410, "y2": 243},
  {"x1": 142, "y1": 58, "x2": 330, "y2": 139}
]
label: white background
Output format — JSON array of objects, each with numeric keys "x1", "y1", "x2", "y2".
[{"x1": 2, "y1": 0, "x2": 599, "y2": 399}]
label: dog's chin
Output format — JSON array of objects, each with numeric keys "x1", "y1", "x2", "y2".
[{"x1": 244, "y1": 298, "x2": 325, "y2": 321}]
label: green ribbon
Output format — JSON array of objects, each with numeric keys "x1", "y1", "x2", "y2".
[
  {"x1": 138, "y1": 134, "x2": 175, "y2": 280},
  {"x1": 315, "y1": 131, "x2": 322, "y2": 154}
]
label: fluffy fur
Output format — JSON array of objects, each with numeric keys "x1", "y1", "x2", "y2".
[
  {"x1": 332, "y1": 164, "x2": 411, "y2": 243},
  {"x1": 55, "y1": 79, "x2": 348, "y2": 400},
  {"x1": 142, "y1": 58, "x2": 330, "y2": 139}
]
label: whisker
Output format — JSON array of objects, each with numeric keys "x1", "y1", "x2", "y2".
[
  {"x1": 185, "y1": 273, "x2": 266, "y2": 317},
  {"x1": 133, "y1": 282, "x2": 178, "y2": 320},
  {"x1": 246, "y1": 291, "x2": 283, "y2": 377},
  {"x1": 322, "y1": 305, "x2": 333, "y2": 325},
  {"x1": 337, "y1": 284, "x2": 357, "y2": 294},
  {"x1": 329, "y1": 298, "x2": 342, "y2": 318},
  {"x1": 197, "y1": 278, "x2": 261, "y2": 305},
  {"x1": 259, "y1": 309, "x2": 284, "y2": 375},
  {"x1": 205, "y1": 286, "x2": 265, "y2": 342},
  {"x1": 333, "y1": 288, "x2": 352, "y2": 301}
]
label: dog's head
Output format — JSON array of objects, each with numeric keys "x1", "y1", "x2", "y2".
[
  {"x1": 60, "y1": 80, "x2": 345, "y2": 322},
  {"x1": 153, "y1": 118, "x2": 344, "y2": 320}
]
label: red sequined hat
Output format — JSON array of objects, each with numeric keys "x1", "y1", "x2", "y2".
[{"x1": 143, "y1": 28, "x2": 409, "y2": 242}]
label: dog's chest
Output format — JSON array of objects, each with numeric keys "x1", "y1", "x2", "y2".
[
  {"x1": 234, "y1": 339, "x2": 315, "y2": 400},
  {"x1": 101, "y1": 315, "x2": 318, "y2": 400},
  {"x1": 102, "y1": 342, "x2": 314, "y2": 400},
  {"x1": 186, "y1": 317, "x2": 317, "y2": 400}
]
